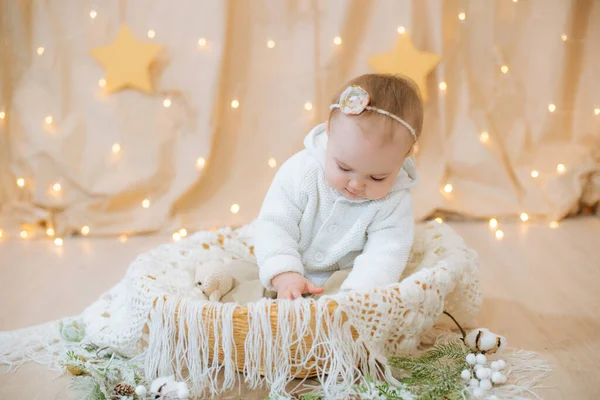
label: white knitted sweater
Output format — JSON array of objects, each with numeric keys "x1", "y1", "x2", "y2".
[{"x1": 255, "y1": 123, "x2": 418, "y2": 291}]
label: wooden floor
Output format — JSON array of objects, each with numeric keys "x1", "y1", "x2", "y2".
[{"x1": 1, "y1": 218, "x2": 599, "y2": 399}]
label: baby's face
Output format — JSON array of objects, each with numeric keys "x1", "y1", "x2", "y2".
[{"x1": 325, "y1": 114, "x2": 414, "y2": 200}]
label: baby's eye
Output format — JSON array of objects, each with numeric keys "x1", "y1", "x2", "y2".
[
  {"x1": 370, "y1": 176, "x2": 386, "y2": 182},
  {"x1": 337, "y1": 164, "x2": 351, "y2": 172}
]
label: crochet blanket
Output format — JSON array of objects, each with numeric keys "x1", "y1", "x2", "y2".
[{"x1": 0, "y1": 221, "x2": 482, "y2": 398}]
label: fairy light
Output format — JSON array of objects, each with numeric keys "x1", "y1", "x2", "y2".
[
  {"x1": 98, "y1": 78, "x2": 106, "y2": 88},
  {"x1": 561, "y1": 34, "x2": 567, "y2": 42},
  {"x1": 397, "y1": 26, "x2": 406, "y2": 34},
  {"x1": 489, "y1": 218, "x2": 498, "y2": 229},
  {"x1": 198, "y1": 38, "x2": 207, "y2": 46},
  {"x1": 54, "y1": 238, "x2": 64, "y2": 246},
  {"x1": 439, "y1": 82, "x2": 447, "y2": 91},
  {"x1": 163, "y1": 98, "x2": 172, "y2": 108},
  {"x1": 495, "y1": 230, "x2": 504, "y2": 240},
  {"x1": 119, "y1": 235, "x2": 127, "y2": 243},
  {"x1": 520, "y1": 212, "x2": 529, "y2": 222},
  {"x1": 112, "y1": 143, "x2": 121, "y2": 154},
  {"x1": 230, "y1": 204, "x2": 240, "y2": 214},
  {"x1": 81, "y1": 225, "x2": 90, "y2": 236},
  {"x1": 268, "y1": 158, "x2": 277, "y2": 168},
  {"x1": 500, "y1": 65, "x2": 509, "y2": 74},
  {"x1": 45, "y1": 115, "x2": 53, "y2": 125},
  {"x1": 548, "y1": 104, "x2": 556, "y2": 113},
  {"x1": 556, "y1": 164, "x2": 566, "y2": 174},
  {"x1": 479, "y1": 132, "x2": 490, "y2": 143},
  {"x1": 20, "y1": 230, "x2": 28, "y2": 239},
  {"x1": 172, "y1": 232, "x2": 181, "y2": 241},
  {"x1": 46, "y1": 228, "x2": 55, "y2": 237},
  {"x1": 53, "y1": 183, "x2": 61, "y2": 192},
  {"x1": 17, "y1": 178, "x2": 25, "y2": 188},
  {"x1": 458, "y1": 12, "x2": 466, "y2": 21},
  {"x1": 334, "y1": 36, "x2": 342, "y2": 45},
  {"x1": 89, "y1": 9, "x2": 97, "y2": 19},
  {"x1": 179, "y1": 228, "x2": 187, "y2": 237},
  {"x1": 196, "y1": 157, "x2": 206, "y2": 169},
  {"x1": 531, "y1": 170, "x2": 539, "y2": 178},
  {"x1": 231, "y1": 100, "x2": 239, "y2": 108},
  {"x1": 147, "y1": 30, "x2": 156, "y2": 39},
  {"x1": 443, "y1": 184, "x2": 453, "y2": 193},
  {"x1": 304, "y1": 102, "x2": 313, "y2": 111},
  {"x1": 37, "y1": 47, "x2": 45, "y2": 56},
  {"x1": 434, "y1": 217, "x2": 443, "y2": 224},
  {"x1": 267, "y1": 40, "x2": 275, "y2": 48},
  {"x1": 0, "y1": 230, "x2": 3, "y2": 239},
  {"x1": 549, "y1": 221, "x2": 559, "y2": 229},
  {"x1": 0, "y1": 111, "x2": 5, "y2": 119},
  {"x1": 142, "y1": 199, "x2": 150, "y2": 208},
  {"x1": 594, "y1": 108, "x2": 600, "y2": 115}
]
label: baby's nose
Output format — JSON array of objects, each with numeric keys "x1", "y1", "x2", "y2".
[{"x1": 349, "y1": 179, "x2": 365, "y2": 190}]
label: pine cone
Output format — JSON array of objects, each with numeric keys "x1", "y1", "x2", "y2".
[{"x1": 113, "y1": 383, "x2": 135, "y2": 396}]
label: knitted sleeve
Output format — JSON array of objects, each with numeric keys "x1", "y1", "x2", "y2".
[
  {"x1": 255, "y1": 151, "x2": 311, "y2": 290},
  {"x1": 341, "y1": 192, "x2": 415, "y2": 291}
]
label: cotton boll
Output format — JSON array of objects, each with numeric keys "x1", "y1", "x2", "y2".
[
  {"x1": 476, "y1": 353, "x2": 487, "y2": 365},
  {"x1": 461, "y1": 369, "x2": 472, "y2": 380},
  {"x1": 479, "y1": 378, "x2": 492, "y2": 390},
  {"x1": 469, "y1": 378, "x2": 479, "y2": 388},
  {"x1": 473, "y1": 387, "x2": 485, "y2": 398},
  {"x1": 466, "y1": 353, "x2": 477, "y2": 365}
]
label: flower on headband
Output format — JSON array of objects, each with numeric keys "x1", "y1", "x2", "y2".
[{"x1": 339, "y1": 85, "x2": 370, "y2": 115}]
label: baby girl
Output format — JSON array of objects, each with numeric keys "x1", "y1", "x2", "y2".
[{"x1": 255, "y1": 73, "x2": 423, "y2": 299}]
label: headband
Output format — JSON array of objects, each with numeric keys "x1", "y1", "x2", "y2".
[{"x1": 329, "y1": 85, "x2": 417, "y2": 141}]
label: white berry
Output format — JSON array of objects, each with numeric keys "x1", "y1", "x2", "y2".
[
  {"x1": 479, "y1": 378, "x2": 492, "y2": 390},
  {"x1": 476, "y1": 368, "x2": 491, "y2": 379},
  {"x1": 466, "y1": 353, "x2": 477, "y2": 365},
  {"x1": 135, "y1": 385, "x2": 147, "y2": 396},
  {"x1": 497, "y1": 360, "x2": 506, "y2": 369},
  {"x1": 474, "y1": 364, "x2": 483, "y2": 371},
  {"x1": 469, "y1": 378, "x2": 479, "y2": 388},
  {"x1": 488, "y1": 396, "x2": 499, "y2": 400},
  {"x1": 472, "y1": 387, "x2": 485, "y2": 398},
  {"x1": 476, "y1": 353, "x2": 487, "y2": 365},
  {"x1": 461, "y1": 369, "x2": 472, "y2": 380},
  {"x1": 490, "y1": 361, "x2": 500, "y2": 371},
  {"x1": 491, "y1": 371, "x2": 507, "y2": 384}
]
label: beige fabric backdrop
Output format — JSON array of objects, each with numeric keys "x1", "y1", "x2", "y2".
[{"x1": 0, "y1": 0, "x2": 599, "y2": 239}]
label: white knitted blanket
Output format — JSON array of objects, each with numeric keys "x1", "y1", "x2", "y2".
[{"x1": 0, "y1": 221, "x2": 482, "y2": 398}]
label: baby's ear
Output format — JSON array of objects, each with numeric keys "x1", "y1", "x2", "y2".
[{"x1": 324, "y1": 120, "x2": 330, "y2": 133}]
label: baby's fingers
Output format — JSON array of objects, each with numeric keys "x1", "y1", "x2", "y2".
[{"x1": 306, "y1": 282, "x2": 325, "y2": 294}]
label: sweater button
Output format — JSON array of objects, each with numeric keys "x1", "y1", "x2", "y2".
[{"x1": 315, "y1": 252, "x2": 324, "y2": 262}]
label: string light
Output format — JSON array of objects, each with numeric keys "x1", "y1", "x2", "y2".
[
  {"x1": 0, "y1": 111, "x2": 5, "y2": 119},
  {"x1": 231, "y1": 100, "x2": 239, "y2": 108},
  {"x1": 198, "y1": 38, "x2": 207, "y2": 47},
  {"x1": 495, "y1": 230, "x2": 504, "y2": 240},
  {"x1": 147, "y1": 30, "x2": 156, "y2": 39},
  {"x1": 594, "y1": 108, "x2": 600, "y2": 115},
  {"x1": 479, "y1": 132, "x2": 490, "y2": 143},
  {"x1": 142, "y1": 198, "x2": 150, "y2": 208},
  {"x1": 37, "y1": 47, "x2": 45, "y2": 55},
  {"x1": 81, "y1": 225, "x2": 90, "y2": 236},
  {"x1": 334, "y1": 36, "x2": 342, "y2": 45},
  {"x1": 53, "y1": 183, "x2": 62, "y2": 192},
  {"x1": 434, "y1": 217, "x2": 443, "y2": 223},
  {"x1": 439, "y1": 82, "x2": 447, "y2": 91},
  {"x1": 520, "y1": 212, "x2": 529, "y2": 222},
  {"x1": 230, "y1": 204, "x2": 240, "y2": 214},
  {"x1": 267, "y1": 40, "x2": 275, "y2": 48},
  {"x1": 443, "y1": 184, "x2": 453, "y2": 193},
  {"x1": 548, "y1": 104, "x2": 556, "y2": 113},
  {"x1": 98, "y1": 78, "x2": 106, "y2": 88},
  {"x1": 268, "y1": 158, "x2": 277, "y2": 168},
  {"x1": 531, "y1": 170, "x2": 539, "y2": 178},
  {"x1": 304, "y1": 102, "x2": 313, "y2": 111},
  {"x1": 458, "y1": 12, "x2": 466, "y2": 21},
  {"x1": 397, "y1": 26, "x2": 406, "y2": 34},
  {"x1": 46, "y1": 228, "x2": 55, "y2": 237},
  {"x1": 556, "y1": 164, "x2": 566, "y2": 174},
  {"x1": 512, "y1": 0, "x2": 518, "y2": 2},
  {"x1": 54, "y1": 238, "x2": 64, "y2": 246},
  {"x1": 561, "y1": 34, "x2": 567, "y2": 42},
  {"x1": 163, "y1": 98, "x2": 172, "y2": 108},
  {"x1": 196, "y1": 157, "x2": 206, "y2": 169},
  {"x1": 17, "y1": 178, "x2": 25, "y2": 187},
  {"x1": 500, "y1": 65, "x2": 509, "y2": 74},
  {"x1": 20, "y1": 230, "x2": 28, "y2": 239},
  {"x1": 0, "y1": 230, "x2": 3, "y2": 239},
  {"x1": 489, "y1": 218, "x2": 498, "y2": 229},
  {"x1": 89, "y1": 10, "x2": 97, "y2": 19},
  {"x1": 179, "y1": 228, "x2": 187, "y2": 237},
  {"x1": 112, "y1": 143, "x2": 121, "y2": 154},
  {"x1": 45, "y1": 115, "x2": 53, "y2": 124},
  {"x1": 119, "y1": 235, "x2": 127, "y2": 243},
  {"x1": 549, "y1": 221, "x2": 559, "y2": 229},
  {"x1": 172, "y1": 232, "x2": 181, "y2": 241},
  {"x1": 413, "y1": 144, "x2": 419, "y2": 155}
]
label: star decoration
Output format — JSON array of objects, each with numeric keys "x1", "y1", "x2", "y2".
[
  {"x1": 90, "y1": 24, "x2": 163, "y2": 94},
  {"x1": 369, "y1": 35, "x2": 441, "y2": 102}
]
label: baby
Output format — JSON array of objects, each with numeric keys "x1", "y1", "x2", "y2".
[{"x1": 255, "y1": 73, "x2": 423, "y2": 299}]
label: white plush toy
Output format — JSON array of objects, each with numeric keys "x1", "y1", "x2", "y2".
[
  {"x1": 194, "y1": 258, "x2": 234, "y2": 301},
  {"x1": 138, "y1": 375, "x2": 189, "y2": 399}
]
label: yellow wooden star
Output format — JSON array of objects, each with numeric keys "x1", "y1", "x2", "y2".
[
  {"x1": 90, "y1": 24, "x2": 163, "y2": 94},
  {"x1": 369, "y1": 35, "x2": 441, "y2": 102}
]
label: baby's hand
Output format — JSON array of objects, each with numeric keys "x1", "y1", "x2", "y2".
[{"x1": 271, "y1": 272, "x2": 324, "y2": 300}]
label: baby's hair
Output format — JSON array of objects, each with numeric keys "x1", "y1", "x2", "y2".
[{"x1": 329, "y1": 74, "x2": 424, "y2": 141}]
